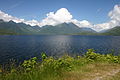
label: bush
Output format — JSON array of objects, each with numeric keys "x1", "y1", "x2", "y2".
[
  {"x1": 42, "y1": 55, "x2": 74, "y2": 72},
  {"x1": 106, "y1": 54, "x2": 119, "y2": 63},
  {"x1": 1, "y1": 49, "x2": 120, "y2": 80},
  {"x1": 85, "y1": 49, "x2": 100, "y2": 61},
  {"x1": 41, "y1": 52, "x2": 47, "y2": 61},
  {"x1": 54, "y1": 55, "x2": 74, "y2": 71},
  {"x1": 85, "y1": 49, "x2": 120, "y2": 63},
  {"x1": 22, "y1": 57, "x2": 37, "y2": 71}
]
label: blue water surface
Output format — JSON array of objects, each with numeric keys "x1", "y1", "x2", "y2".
[{"x1": 0, "y1": 35, "x2": 120, "y2": 63}]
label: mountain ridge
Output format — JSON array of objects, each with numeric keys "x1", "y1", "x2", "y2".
[
  {"x1": 0, "y1": 19, "x2": 120, "y2": 35},
  {"x1": 0, "y1": 19, "x2": 96, "y2": 35}
]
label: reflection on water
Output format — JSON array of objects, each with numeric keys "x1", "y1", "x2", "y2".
[{"x1": 0, "y1": 35, "x2": 120, "y2": 63}]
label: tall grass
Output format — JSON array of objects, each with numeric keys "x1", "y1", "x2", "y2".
[{"x1": 0, "y1": 49, "x2": 120, "y2": 80}]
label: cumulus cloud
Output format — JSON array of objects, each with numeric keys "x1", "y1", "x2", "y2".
[
  {"x1": 0, "y1": 10, "x2": 40, "y2": 26},
  {"x1": 0, "y1": 5, "x2": 120, "y2": 31},
  {"x1": 39, "y1": 5, "x2": 120, "y2": 31},
  {"x1": 39, "y1": 8, "x2": 93, "y2": 29},
  {"x1": 109, "y1": 5, "x2": 120, "y2": 21},
  {"x1": 0, "y1": 10, "x2": 25, "y2": 23},
  {"x1": 72, "y1": 19, "x2": 93, "y2": 28},
  {"x1": 94, "y1": 5, "x2": 120, "y2": 31},
  {"x1": 25, "y1": 19, "x2": 40, "y2": 26},
  {"x1": 39, "y1": 8, "x2": 73, "y2": 26}
]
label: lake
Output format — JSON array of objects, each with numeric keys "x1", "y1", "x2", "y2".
[{"x1": 0, "y1": 35, "x2": 120, "y2": 64}]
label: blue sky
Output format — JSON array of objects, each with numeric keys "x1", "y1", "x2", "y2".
[
  {"x1": 0, "y1": 0, "x2": 120, "y2": 31},
  {"x1": 0, "y1": 0, "x2": 119, "y2": 23}
]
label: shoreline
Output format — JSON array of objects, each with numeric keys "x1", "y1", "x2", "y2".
[{"x1": 0, "y1": 49, "x2": 120, "y2": 80}]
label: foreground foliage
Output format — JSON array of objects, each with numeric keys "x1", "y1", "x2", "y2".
[{"x1": 0, "y1": 49, "x2": 120, "y2": 80}]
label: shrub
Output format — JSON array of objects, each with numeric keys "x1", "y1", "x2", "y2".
[
  {"x1": 106, "y1": 54, "x2": 119, "y2": 63},
  {"x1": 85, "y1": 49, "x2": 100, "y2": 61},
  {"x1": 84, "y1": 49, "x2": 120, "y2": 63},
  {"x1": 22, "y1": 57, "x2": 37, "y2": 71},
  {"x1": 54, "y1": 55, "x2": 74, "y2": 71},
  {"x1": 42, "y1": 55, "x2": 74, "y2": 72},
  {"x1": 1, "y1": 49, "x2": 120, "y2": 80},
  {"x1": 41, "y1": 52, "x2": 47, "y2": 61}
]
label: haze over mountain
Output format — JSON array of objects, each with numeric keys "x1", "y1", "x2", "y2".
[
  {"x1": 0, "y1": 4, "x2": 120, "y2": 32},
  {"x1": 0, "y1": 19, "x2": 41, "y2": 35},
  {"x1": 39, "y1": 22, "x2": 96, "y2": 35},
  {"x1": 101, "y1": 26, "x2": 120, "y2": 36},
  {"x1": 0, "y1": 19, "x2": 120, "y2": 35},
  {"x1": 0, "y1": 0, "x2": 120, "y2": 35},
  {"x1": 0, "y1": 19, "x2": 97, "y2": 35}
]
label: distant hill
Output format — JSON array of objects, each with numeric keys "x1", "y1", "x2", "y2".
[
  {"x1": 1, "y1": 19, "x2": 120, "y2": 35},
  {"x1": 0, "y1": 19, "x2": 96, "y2": 35},
  {"x1": 101, "y1": 26, "x2": 120, "y2": 36},
  {"x1": 39, "y1": 23, "x2": 96, "y2": 35},
  {"x1": 0, "y1": 19, "x2": 41, "y2": 35}
]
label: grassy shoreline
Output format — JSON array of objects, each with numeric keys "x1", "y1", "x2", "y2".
[{"x1": 0, "y1": 49, "x2": 120, "y2": 80}]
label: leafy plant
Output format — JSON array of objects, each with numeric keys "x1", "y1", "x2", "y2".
[
  {"x1": 54, "y1": 55, "x2": 74, "y2": 71},
  {"x1": 1, "y1": 49, "x2": 120, "y2": 80},
  {"x1": 85, "y1": 49, "x2": 99, "y2": 60},
  {"x1": 22, "y1": 57, "x2": 37, "y2": 71},
  {"x1": 106, "y1": 54, "x2": 119, "y2": 63},
  {"x1": 41, "y1": 52, "x2": 47, "y2": 61}
]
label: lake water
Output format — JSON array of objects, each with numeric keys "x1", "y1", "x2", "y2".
[{"x1": 0, "y1": 35, "x2": 120, "y2": 64}]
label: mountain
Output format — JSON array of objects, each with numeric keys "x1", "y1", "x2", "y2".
[
  {"x1": 0, "y1": 19, "x2": 96, "y2": 35},
  {"x1": 101, "y1": 26, "x2": 120, "y2": 36},
  {"x1": 39, "y1": 23, "x2": 96, "y2": 35},
  {"x1": 0, "y1": 19, "x2": 41, "y2": 35}
]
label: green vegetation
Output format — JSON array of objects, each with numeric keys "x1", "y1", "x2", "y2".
[
  {"x1": 1, "y1": 19, "x2": 120, "y2": 36},
  {"x1": 101, "y1": 26, "x2": 120, "y2": 36},
  {"x1": 0, "y1": 49, "x2": 120, "y2": 80},
  {"x1": 0, "y1": 19, "x2": 97, "y2": 35}
]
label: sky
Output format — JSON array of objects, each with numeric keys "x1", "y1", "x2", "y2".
[{"x1": 0, "y1": 0, "x2": 120, "y2": 31}]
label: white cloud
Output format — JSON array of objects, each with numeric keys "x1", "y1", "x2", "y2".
[
  {"x1": 0, "y1": 5, "x2": 120, "y2": 31},
  {"x1": 0, "y1": 10, "x2": 40, "y2": 26},
  {"x1": 72, "y1": 19, "x2": 93, "y2": 28},
  {"x1": 25, "y1": 19, "x2": 40, "y2": 26},
  {"x1": 94, "y1": 5, "x2": 120, "y2": 31},
  {"x1": 0, "y1": 10, "x2": 25, "y2": 23},
  {"x1": 39, "y1": 5, "x2": 120, "y2": 31},
  {"x1": 39, "y1": 8, "x2": 93, "y2": 29},
  {"x1": 108, "y1": 5, "x2": 120, "y2": 21},
  {"x1": 39, "y1": 8, "x2": 73, "y2": 26}
]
